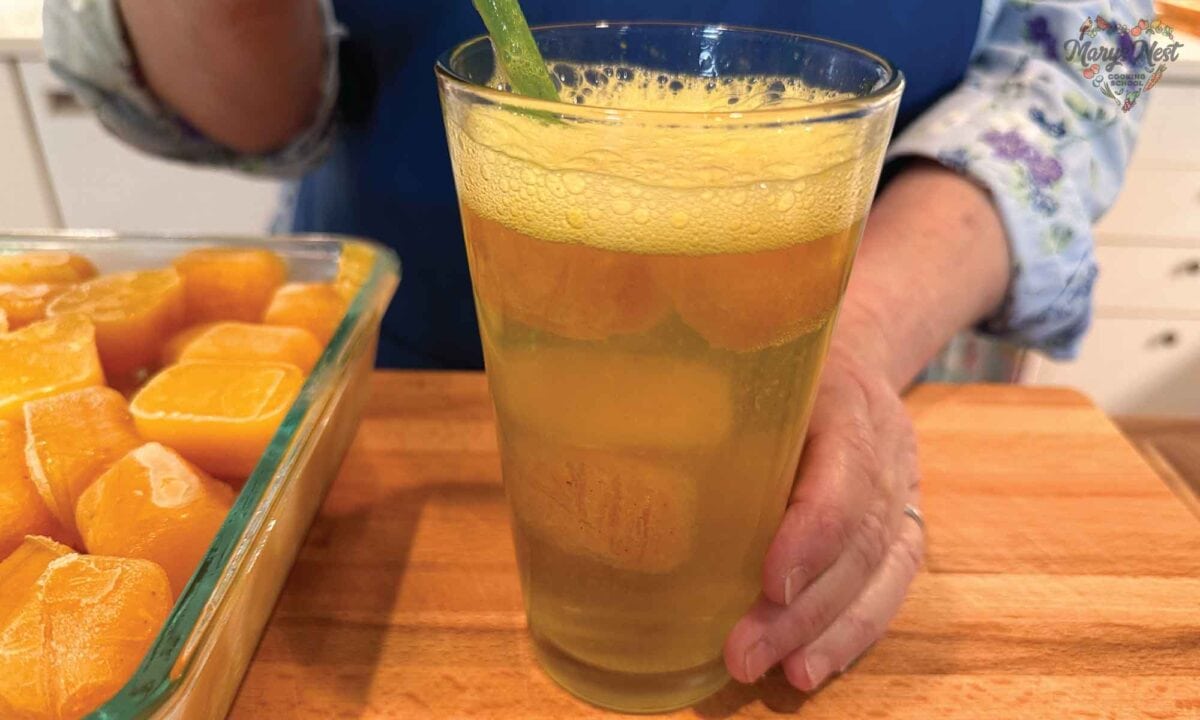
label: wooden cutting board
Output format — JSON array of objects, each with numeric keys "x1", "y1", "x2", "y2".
[{"x1": 228, "y1": 373, "x2": 1200, "y2": 719}]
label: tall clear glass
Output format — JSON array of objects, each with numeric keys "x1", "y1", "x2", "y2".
[{"x1": 437, "y1": 23, "x2": 902, "y2": 712}]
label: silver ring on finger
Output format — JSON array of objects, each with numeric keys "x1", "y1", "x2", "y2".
[{"x1": 902, "y1": 504, "x2": 925, "y2": 531}]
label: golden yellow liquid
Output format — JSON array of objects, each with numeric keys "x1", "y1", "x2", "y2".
[{"x1": 444, "y1": 64, "x2": 883, "y2": 711}]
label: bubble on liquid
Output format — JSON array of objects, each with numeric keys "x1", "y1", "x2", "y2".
[
  {"x1": 450, "y1": 63, "x2": 869, "y2": 256},
  {"x1": 554, "y1": 64, "x2": 580, "y2": 88},
  {"x1": 584, "y1": 69, "x2": 608, "y2": 86},
  {"x1": 563, "y1": 174, "x2": 587, "y2": 194},
  {"x1": 603, "y1": 66, "x2": 614, "y2": 76}
]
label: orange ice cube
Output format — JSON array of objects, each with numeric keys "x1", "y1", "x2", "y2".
[
  {"x1": 1, "y1": 420, "x2": 71, "y2": 557},
  {"x1": 0, "y1": 535, "x2": 72, "y2": 629},
  {"x1": 0, "y1": 315, "x2": 105, "y2": 423},
  {"x1": 77, "y1": 442, "x2": 235, "y2": 596},
  {"x1": 130, "y1": 361, "x2": 304, "y2": 481},
  {"x1": 46, "y1": 268, "x2": 186, "y2": 385},
  {"x1": 262, "y1": 282, "x2": 346, "y2": 346},
  {"x1": 169, "y1": 322, "x2": 323, "y2": 374},
  {"x1": 334, "y1": 241, "x2": 376, "y2": 302},
  {"x1": 0, "y1": 251, "x2": 96, "y2": 285},
  {"x1": 24, "y1": 387, "x2": 142, "y2": 532},
  {"x1": 0, "y1": 283, "x2": 69, "y2": 329},
  {"x1": 654, "y1": 229, "x2": 855, "y2": 352},
  {"x1": 0, "y1": 553, "x2": 171, "y2": 720},
  {"x1": 464, "y1": 211, "x2": 670, "y2": 340},
  {"x1": 504, "y1": 439, "x2": 696, "y2": 573},
  {"x1": 0, "y1": 536, "x2": 73, "y2": 719},
  {"x1": 489, "y1": 346, "x2": 733, "y2": 449},
  {"x1": 173, "y1": 247, "x2": 287, "y2": 324},
  {"x1": 160, "y1": 322, "x2": 220, "y2": 366}
]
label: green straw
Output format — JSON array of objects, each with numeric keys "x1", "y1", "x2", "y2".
[{"x1": 471, "y1": 0, "x2": 560, "y2": 101}]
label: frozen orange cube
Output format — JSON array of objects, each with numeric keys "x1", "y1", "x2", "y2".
[
  {"x1": 24, "y1": 387, "x2": 142, "y2": 532},
  {"x1": 46, "y1": 268, "x2": 186, "y2": 385},
  {"x1": 489, "y1": 346, "x2": 733, "y2": 449},
  {"x1": 263, "y1": 282, "x2": 347, "y2": 346},
  {"x1": 1, "y1": 420, "x2": 70, "y2": 558},
  {"x1": 505, "y1": 441, "x2": 696, "y2": 573},
  {"x1": 169, "y1": 322, "x2": 324, "y2": 374},
  {"x1": 130, "y1": 361, "x2": 305, "y2": 481},
  {"x1": 43, "y1": 555, "x2": 172, "y2": 719},
  {"x1": 655, "y1": 230, "x2": 854, "y2": 351},
  {"x1": 173, "y1": 247, "x2": 287, "y2": 324},
  {"x1": 160, "y1": 322, "x2": 219, "y2": 366},
  {"x1": 0, "y1": 251, "x2": 96, "y2": 285},
  {"x1": 0, "y1": 553, "x2": 171, "y2": 720},
  {"x1": 0, "y1": 282, "x2": 68, "y2": 329},
  {"x1": 0, "y1": 535, "x2": 72, "y2": 628},
  {"x1": 0, "y1": 536, "x2": 73, "y2": 719},
  {"x1": 334, "y1": 241, "x2": 376, "y2": 302},
  {"x1": 77, "y1": 442, "x2": 235, "y2": 596},
  {"x1": 465, "y1": 211, "x2": 670, "y2": 341},
  {"x1": 0, "y1": 315, "x2": 105, "y2": 423}
]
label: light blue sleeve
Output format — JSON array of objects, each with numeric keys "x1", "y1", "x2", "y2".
[
  {"x1": 41, "y1": 0, "x2": 343, "y2": 179},
  {"x1": 888, "y1": 0, "x2": 1157, "y2": 359}
]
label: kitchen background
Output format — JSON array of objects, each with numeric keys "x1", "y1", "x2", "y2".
[{"x1": 1, "y1": 1, "x2": 1197, "y2": 478}]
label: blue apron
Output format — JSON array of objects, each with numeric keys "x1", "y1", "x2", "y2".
[{"x1": 294, "y1": 1, "x2": 982, "y2": 369}]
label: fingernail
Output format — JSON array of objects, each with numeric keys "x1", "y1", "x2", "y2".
[
  {"x1": 743, "y1": 638, "x2": 775, "y2": 682},
  {"x1": 804, "y1": 654, "x2": 832, "y2": 690},
  {"x1": 784, "y1": 566, "x2": 804, "y2": 604}
]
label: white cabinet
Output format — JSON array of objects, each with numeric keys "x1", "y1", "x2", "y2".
[
  {"x1": 1031, "y1": 318, "x2": 1200, "y2": 416},
  {"x1": 15, "y1": 61, "x2": 282, "y2": 234},
  {"x1": 1093, "y1": 246, "x2": 1200, "y2": 314}
]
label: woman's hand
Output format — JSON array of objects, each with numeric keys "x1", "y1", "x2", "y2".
[
  {"x1": 722, "y1": 162, "x2": 1013, "y2": 691},
  {"x1": 723, "y1": 343, "x2": 924, "y2": 690}
]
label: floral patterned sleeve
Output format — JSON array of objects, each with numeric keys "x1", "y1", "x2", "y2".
[{"x1": 888, "y1": 0, "x2": 1160, "y2": 359}]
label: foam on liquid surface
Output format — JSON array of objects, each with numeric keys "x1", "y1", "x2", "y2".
[{"x1": 446, "y1": 64, "x2": 887, "y2": 255}]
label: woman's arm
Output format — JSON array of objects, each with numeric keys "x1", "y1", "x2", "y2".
[
  {"x1": 118, "y1": 0, "x2": 325, "y2": 153},
  {"x1": 725, "y1": 0, "x2": 1155, "y2": 689},
  {"x1": 842, "y1": 162, "x2": 1010, "y2": 391}
]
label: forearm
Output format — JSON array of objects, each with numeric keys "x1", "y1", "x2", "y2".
[
  {"x1": 119, "y1": 0, "x2": 326, "y2": 153},
  {"x1": 834, "y1": 162, "x2": 1011, "y2": 390}
]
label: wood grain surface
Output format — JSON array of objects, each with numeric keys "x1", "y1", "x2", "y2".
[{"x1": 227, "y1": 373, "x2": 1200, "y2": 719}]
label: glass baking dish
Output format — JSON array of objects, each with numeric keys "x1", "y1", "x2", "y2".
[{"x1": 0, "y1": 230, "x2": 400, "y2": 720}]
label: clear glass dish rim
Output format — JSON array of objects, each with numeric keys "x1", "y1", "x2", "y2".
[
  {"x1": 434, "y1": 20, "x2": 905, "y2": 126},
  {"x1": 1, "y1": 230, "x2": 400, "y2": 719}
]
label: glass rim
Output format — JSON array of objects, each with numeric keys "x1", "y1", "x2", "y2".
[{"x1": 435, "y1": 20, "x2": 904, "y2": 125}]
